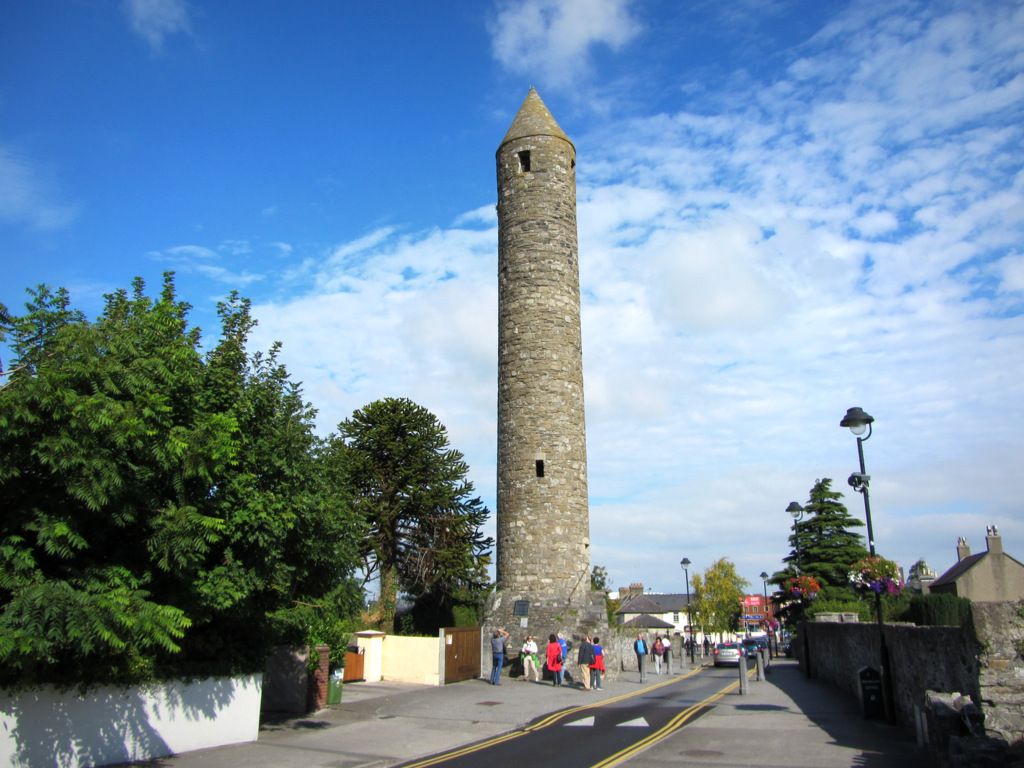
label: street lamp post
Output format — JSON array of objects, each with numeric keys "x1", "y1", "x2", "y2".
[
  {"x1": 840, "y1": 406, "x2": 893, "y2": 722},
  {"x1": 785, "y1": 500, "x2": 811, "y2": 673},
  {"x1": 759, "y1": 570, "x2": 772, "y2": 657},
  {"x1": 786, "y1": 501, "x2": 805, "y2": 574},
  {"x1": 680, "y1": 558, "x2": 695, "y2": 665}
]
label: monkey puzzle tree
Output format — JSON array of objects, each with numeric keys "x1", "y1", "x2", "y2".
[{"x1": 331, "y1": 397, "x2": 492, "y2": 632}]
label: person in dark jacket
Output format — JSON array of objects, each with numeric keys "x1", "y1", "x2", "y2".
[
  {"x1": 634, "y1": 633, "x2": 649, "y2": 683},
  {"x1": 590, "y1": 636, "x2": 605, "y2": 690},
  {"x1": 577, "y1": 635, "x2": 596, "y2": 690},
  {"x1": 490, "y1": 628, "x2": 509, "y2": 685}
]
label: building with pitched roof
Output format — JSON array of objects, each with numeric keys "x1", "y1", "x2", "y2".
[
  {"x1": 929, "y1": 526, "x2": 1024, "y2": 601},
  {"x1": 616, "y1": 592, "x2": 694, "y2": 635}
]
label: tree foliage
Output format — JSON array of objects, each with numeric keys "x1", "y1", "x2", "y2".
[
  {"x1": 771, "y1": 478, "x2": 873, "y2": 626},
  {"x1": 690, "y1": 558, "x2": 749, "y2": 640},
  {"x1": 330, "y1": 397, "x2": 492, "y2": 632},
  {"x1": 0, "y1": 276, "x2": 363, "y2": 685}
]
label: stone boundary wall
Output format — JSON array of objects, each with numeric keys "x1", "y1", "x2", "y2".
[
  {"x1": 798, "y1": 621, "x2": 977, "y2": 725},
  {"x1": 972, "y1": 600, "x2": 1024, "y2": 744},
  {"x1": 801, "y1": 600, "x2": 1024, "y2": 750}
]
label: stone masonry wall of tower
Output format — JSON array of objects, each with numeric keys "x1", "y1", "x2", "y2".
[{"x1": 496, "y1": 89, "x2": 590, "y2": 604}]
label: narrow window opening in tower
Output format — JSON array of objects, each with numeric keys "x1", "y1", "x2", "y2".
[
  {"x1": 571, "y1": 158, "x2": 576, "y2": 169},
  {"x1": 535, "y1": 459, "x2": 545, "y2": 478},
  {"x1": 517, "y1": 150, "x2": 531, "y2": 173}
]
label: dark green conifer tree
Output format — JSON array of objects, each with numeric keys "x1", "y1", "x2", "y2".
[{"x1": 331, "y1": 397, "x2": 492, "y2": 633}]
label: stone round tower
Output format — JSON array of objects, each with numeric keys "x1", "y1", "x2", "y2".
[{"x1": 494, "y1": 88, "x2": 592, "y2": 617}]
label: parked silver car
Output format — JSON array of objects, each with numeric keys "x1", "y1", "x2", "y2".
[{"x1": 713, "y1": 642, "x2": 742, "y2": 666}]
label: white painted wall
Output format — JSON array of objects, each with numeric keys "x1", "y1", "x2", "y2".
[
  {"x1": 0, "y1": 674, "x2": 262, "y2": 768},
  {"x1": 381, "y1": 635, "x2": 441, "y2": 685}
]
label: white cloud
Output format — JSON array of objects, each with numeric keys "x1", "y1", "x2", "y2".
[
  {"x1": 237, "y1": 1, "x2": 1024, "y2": 592},
  {"x1": 123, "y1": 0, "x2": 192, "y2": 54},
  {"x1": 489, "y1": 0, "x2": 641, "y2": 88},
  {"x1": 0, "y1": 145, "x2": 78, "y2": 230},
  {"x1": 147, "y1": 242, "x2": 265, "y2": 286},
  {"x1": 1001, "y1": 253, "x2": 1024, "y2": 293},
  {"x1": 248, "y1": 223, "x2": 499, "y2": 500}
]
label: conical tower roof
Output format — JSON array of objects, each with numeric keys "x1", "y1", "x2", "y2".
[{"x1": 499, "y1": 88, "x2": 573, "y2": 150}]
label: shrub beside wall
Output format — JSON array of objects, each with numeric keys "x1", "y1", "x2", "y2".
[{"x1": 900, "y1": 593, "x2": 973, "y2": 627}]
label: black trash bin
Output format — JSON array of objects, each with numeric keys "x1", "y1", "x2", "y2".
[{"x1": 859, "y1": 666, "x2": 884, "y2": 719}]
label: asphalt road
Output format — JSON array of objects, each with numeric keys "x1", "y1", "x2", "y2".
[
  {"x1": 132, "y1": 658, "x2": 927, "y2": 768},
  {"x1": 395, "y1": 667, "x2": 743, "y2": 768}
]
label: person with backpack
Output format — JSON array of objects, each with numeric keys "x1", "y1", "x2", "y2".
[
  {"x1": 576, "y1": 635, "x2": 596, "y2": 690},
  {"x1": 590, "y1": 636, "x2": 605, "y2": 690}
]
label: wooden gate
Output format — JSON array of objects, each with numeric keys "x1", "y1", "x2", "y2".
[
  {"x1": 443, "y1": 627, "x2": 480, "y2": 684},
  {"x1": 342, "y1": 649, "x2": 364, "y2": 682}
]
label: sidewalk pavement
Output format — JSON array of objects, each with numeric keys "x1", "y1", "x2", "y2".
[{"x1": 136, "y1": 659, "x2": 927, "y2": 768}]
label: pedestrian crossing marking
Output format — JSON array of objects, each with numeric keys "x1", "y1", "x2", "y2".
[
  {"x1": 566, "y1": 716, "x2": 595, "y2": 726},
  {"x1": 617, "y1": 717, "x2": 649, "y2": 727}
]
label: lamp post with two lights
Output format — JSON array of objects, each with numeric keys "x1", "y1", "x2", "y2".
[{"x1": 839, "y1": 406, "x2": 894, "y2": 722}]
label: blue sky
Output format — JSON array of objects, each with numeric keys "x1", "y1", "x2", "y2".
[{"x1": 3, "y1": 0, "x2": 1023, "y2": 596}]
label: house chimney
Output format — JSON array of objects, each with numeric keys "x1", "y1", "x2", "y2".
[
  {"x1": 986, "y1": 525, "x2": 1003, "y2": 556},
  {"x1": 956, "y1": 536, "x2": 971, "y2": 561}
]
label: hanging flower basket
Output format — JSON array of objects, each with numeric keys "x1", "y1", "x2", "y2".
[
  {"x1": 848, "y1": 555, "x2": 903, "y2": 596},
  {"x1": 784, "y1": 575, "x2": 821, "y2": 600}
]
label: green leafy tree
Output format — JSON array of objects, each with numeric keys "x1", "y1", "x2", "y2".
[
  {"x1": 331, "y1": 397, "x2": 492, "y2": 632},
  {"x1": 689, "y1": 573, "x2": 707, "y2": 639},
  {"x1": 0, "y1": 276, "x2": 362, "y2": 685},
  {"x1": 691, "y1": 559, "x2": 748, "y2": 641},
  {"x1": 591, "y1": 565, "x2": 618, "y2": 625}
]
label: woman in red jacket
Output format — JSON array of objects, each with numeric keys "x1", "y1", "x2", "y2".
[{"x1": 545, "y1": 633, "x2": 564, "y2": 686}]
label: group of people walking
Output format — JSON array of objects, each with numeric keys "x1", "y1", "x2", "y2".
[
  {"x1": 490, "y1": 629, "x2": 605, "y2": 689},
  {"x1": 632, "y1": 632, "x2": 680, "y2": 682}
]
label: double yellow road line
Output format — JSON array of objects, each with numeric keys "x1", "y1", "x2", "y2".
[
  {"x1": 590, "y1": 678, "x2": 739, "y2": 768},
  {"x1": 402, "y1": 665, "x2": 738, "y2": 768}
]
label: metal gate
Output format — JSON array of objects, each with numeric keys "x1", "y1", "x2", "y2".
[{"x1": 443, "y1": 627, "x2": 480, "y2": 684}]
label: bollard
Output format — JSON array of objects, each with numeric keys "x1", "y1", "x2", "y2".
[
  {"x1": 755, "y1": 650, "x2": 765, "y2": 681},
  {"x1": 738, "y1": 653, "x2": 749, "y2": 695}
]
